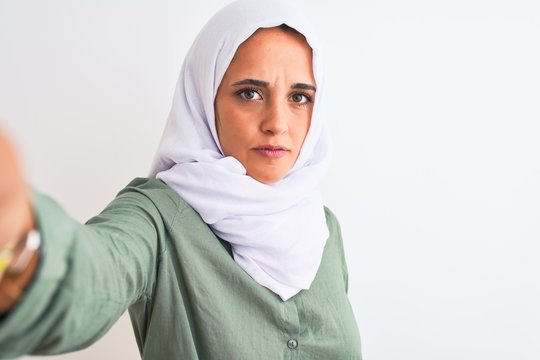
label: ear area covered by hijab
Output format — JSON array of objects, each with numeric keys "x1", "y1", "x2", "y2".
[{"x1": 149, "y1": 0, "x2": 332, "y2": 301}]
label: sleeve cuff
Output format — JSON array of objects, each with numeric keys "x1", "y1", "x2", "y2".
[{"x1": 0, "y1": 191, "x2": 78, "y2": 356}]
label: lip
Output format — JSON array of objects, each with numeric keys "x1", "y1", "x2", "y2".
[{"x1": 253, "y1": 144, "x2": 290, "y2": 159}]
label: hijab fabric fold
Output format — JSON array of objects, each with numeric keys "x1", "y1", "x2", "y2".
[{"x1": 150, "y1": 0, "x2": 331, "y2": 301}]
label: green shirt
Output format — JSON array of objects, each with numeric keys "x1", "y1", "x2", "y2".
[{"x1": 0, "y1": 178, "x2": 362, "y2": 359}]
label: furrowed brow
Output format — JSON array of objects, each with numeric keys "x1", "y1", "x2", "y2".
[
  {"x1": 232, "y1": 79, "x2": 270, "y2": 87},
  {"x1": 291, "y1": 83, "x2": 317, "y2": 92}
]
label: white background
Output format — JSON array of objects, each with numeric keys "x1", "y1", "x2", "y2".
[{"x1": 1, "y1": 0, "x2": 539, "y2": 359}]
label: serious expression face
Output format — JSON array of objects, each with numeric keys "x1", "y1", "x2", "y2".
[{"x1": 214, "y1": 26, "x2": 316, "y2": 184}]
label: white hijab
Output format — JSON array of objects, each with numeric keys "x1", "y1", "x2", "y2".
[{"x1": 150, "y1": 0, "x2": 331, "y2": 301}]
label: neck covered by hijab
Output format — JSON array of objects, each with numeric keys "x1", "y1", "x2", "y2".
[{"x1": 149, "y1": 0, "x2": 331, "y2": 301}]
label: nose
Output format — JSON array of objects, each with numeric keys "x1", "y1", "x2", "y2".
[{"x1": 261, "y1": 99, "x2": 288, "y2": 135}]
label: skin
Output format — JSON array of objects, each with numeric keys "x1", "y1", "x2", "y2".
[
  {"x1": 214, "y1": 26, "x2": 316, "y2": 184},
  {"x1": 0, "y1": 132, "x2": 36, "y2": 313},
  {"x1": 0, "y1": 133, "x2": 34, "y2": 248}
]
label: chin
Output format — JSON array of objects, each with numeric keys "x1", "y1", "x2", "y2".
[{"x1": 249, "y1": 169, "x2": 286, "y2": 185}]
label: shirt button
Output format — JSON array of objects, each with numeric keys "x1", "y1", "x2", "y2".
[{"x1": 287, "y1": 339, "x2": 298, "y2": 349}]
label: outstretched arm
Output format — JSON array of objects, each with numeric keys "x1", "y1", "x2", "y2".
[{"x1": 0, "y1": 133, "x2": 165, "y2": 358}]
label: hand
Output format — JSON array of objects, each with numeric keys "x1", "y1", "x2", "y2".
[
  {"x1": 0, "y1": 131, "x2": 37, "y2": 313},
  {"x1": 0, "y1": 131, "x2": 35, "y2": 250}
]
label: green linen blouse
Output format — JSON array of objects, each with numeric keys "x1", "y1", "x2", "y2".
[{"x1": 0, "y1": 178, "x2": 361, "y2": 359}]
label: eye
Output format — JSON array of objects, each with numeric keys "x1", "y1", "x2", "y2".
[
  {"x1": 290, "y1": 93, "x2": 312, "y2": 105},
  {"x1": 237, "y1": 89, "x2": 262, "y2": 101}
]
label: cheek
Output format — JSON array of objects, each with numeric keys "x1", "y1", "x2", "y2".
[
  {"x1": 293, "y1": 113, "x2": 312, "y2": 145},
  {"x1": 216, "y1": 103, "x2": 251, "y2": 155},
  {"x1": 215, "y1": 101, "x2": 233, "y2": 154}
]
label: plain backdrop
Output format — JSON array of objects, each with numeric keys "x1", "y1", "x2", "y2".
[{"x1": 1, "y1": 0, "x2": 539, "y2": 359}]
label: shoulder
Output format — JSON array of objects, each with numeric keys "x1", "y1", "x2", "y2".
[
  {"x1": 323, "y1": 206, "x2": 350, "y2": 282},
  {"x1": 323, "y1": 206, "x2": 342, "y2": 236},
  {"x1": 118, "y1": 177, "x2": 186, "y2": 206},
  {"x1": 323, "y1": 206, "x2": 347, "y2": 257},
  {"x1": 114, "y1": 177, "x2": 197, "y2": 225}
]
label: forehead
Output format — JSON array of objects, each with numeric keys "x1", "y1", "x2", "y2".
[
  {"x1": 242, "y1": 26, "x2": 308, "y2": 47},
  {"x1": 223, "y1": 27, "x2": 315, "y2": 82},
  {"x1": 237, "y1": 26, "x2": 311, "y2": 59}
]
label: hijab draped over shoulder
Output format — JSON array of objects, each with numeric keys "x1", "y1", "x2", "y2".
[{"x1": 149, "y1": 0, "x2": 331, "y2": 301}]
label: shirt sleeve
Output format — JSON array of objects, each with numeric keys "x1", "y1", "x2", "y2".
[{"x1": 0, "y1": 184, "x2": 167, "y2": 358}]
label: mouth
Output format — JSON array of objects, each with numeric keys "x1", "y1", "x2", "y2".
[{"x1": 253, "y1": 144, "x2": 290, "y2": 159}]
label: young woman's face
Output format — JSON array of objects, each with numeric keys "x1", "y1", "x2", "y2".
[{"x1": 215, "y1": 27, "x2": 316, "y2": 184}]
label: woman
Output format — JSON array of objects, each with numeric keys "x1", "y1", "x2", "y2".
[{"x1": 0, "y1": 0, "x2": 361, "y2": 358}]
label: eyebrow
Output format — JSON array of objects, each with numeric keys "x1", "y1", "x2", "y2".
[
  {"x1": 232, "y1": 79, "x2": 317, "y2": 92},
  {"x1": 292, "y1": 83, "x2": 317, "y2": 92}
]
